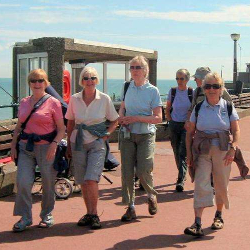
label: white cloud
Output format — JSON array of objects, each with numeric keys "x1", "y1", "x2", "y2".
[
  {"x1": 114, "y1": 4, "x2": 250, "y2": 24},
  {"x1": 0, "y1": 10, "x2": 92, "y2": 24},
  {"x1": 30, "y1": 5, "x2": 92, "y2": 11},
  {"x1": 234, "y1": 23, "x2": 250, "y2": 27},
  {"x1": 0, "y1": 4, "x2": 20, "y2": 7}
]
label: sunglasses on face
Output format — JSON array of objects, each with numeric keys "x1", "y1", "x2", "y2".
[
  {"x1": 83, "y1": 77, "x2": 97, "y2": 81},
  {"x1": 30, "y1": 79, "x2": 45, "y2": 83},
  {"x1": 204, "y1": 84, "x2": 221, "y2": 90},
  {"x1": 130, "y1": 66, "x2": 144, "y2": 70},
  {"x1": 176, "y1": 77, "x2": 185, "y2": 81}
]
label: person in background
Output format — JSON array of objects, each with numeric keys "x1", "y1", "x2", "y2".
[
  {"x1": 118, "y1": 55, "x2": 162, "y2": 221},
  {"x1": 184, "y1": 72, "x2": 240, "y2": 237},
  {"x1": 188, "y1": 67, "x2": 231, "y2": 117},
  {"x1": 11, "y1": 69, "x2": 65, "y2": 232},
  {"x1": 66, "y1": 66, "x2": 118, "y2": 230},
  {"x1": 165, "y1": 69, "x2": 193, "y2": 192}
]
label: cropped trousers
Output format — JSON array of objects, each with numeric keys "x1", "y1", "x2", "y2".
[
  {"x1": 13, "y1": 141, "x2": 57, "y2": 221},
  {"x1": 120, "y1": 132, "x2": 157, "y2": 205},
  {"x1": 194, "y1": 146, "x2": 231, "y2": 209}
]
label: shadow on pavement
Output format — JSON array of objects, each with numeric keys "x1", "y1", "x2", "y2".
[
  {"x1": 230, "y1": 174, "x2": 250, "y2": 181},
  {"x1": 106, "y1": 228, "x2": 215, "y2": 250},
  {"x1": 0, "y1": 216, "x2": 153, "y2": 245}
]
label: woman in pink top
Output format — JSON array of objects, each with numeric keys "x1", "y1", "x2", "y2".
[{"x1": 11, "y1": 69, "x2": 65, "y2": 232}]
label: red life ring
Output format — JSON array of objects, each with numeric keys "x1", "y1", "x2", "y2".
[{"x1": 63, "y1": 70, "x2": 71, "y2": 104}]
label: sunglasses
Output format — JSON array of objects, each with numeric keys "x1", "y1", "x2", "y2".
[
  {"x1": 83, "y1": 77, "x2": 97, "y2": 81},
  {"x1": 176, "y1": 77, "x2": 185, "y2": 81},
  {"x1": 30, "y1": 79, "x2": 45, "y2": 83},
  {"x1": 130, "y1": 66, "x2": 144, "y2": 70},
  {"x1": 204, "y1": 84, "x2": 221, "y2": 90}
]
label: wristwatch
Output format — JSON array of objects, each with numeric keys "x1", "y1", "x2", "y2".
[{"x1": 230, "y1": 145, "x2": 237, "y2": 151}]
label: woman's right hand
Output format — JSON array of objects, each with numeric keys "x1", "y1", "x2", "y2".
[
  {"x1": 66, "y1": 145, "x2": 72, "y2": 159},
  {"x1": 186, "y1": 152, "x2": 193, "y2": 167},
  {"x1": 10, "y1": 146, "x2": 17, "y2": 162}
]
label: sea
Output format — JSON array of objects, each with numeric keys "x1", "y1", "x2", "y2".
[{"x1": 0, "y1": 78, "x2": 198, "y2": 120}]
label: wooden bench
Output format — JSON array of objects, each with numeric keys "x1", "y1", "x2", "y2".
[
  {"x1": 0, "y1": 119, "x2": 17, "y2": 159},
  {"x1": 231, "y1": 93, "x2": 250, "y2": 107}
]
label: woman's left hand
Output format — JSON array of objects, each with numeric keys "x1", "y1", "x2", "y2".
[
  {"x1": 102, "y1": 136, "x2": 109, "y2": 141},
  {"x1": 121, "y1": 116, "x2": 139, "y2": 125},
  {"x1": 223, "y1": 149, "x2": 235, "y2": 166},
  {"x1": 46, "y1": 142, "x2": 58, "y2": 161}
]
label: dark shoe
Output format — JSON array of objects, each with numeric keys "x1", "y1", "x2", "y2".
[
  {"x1": 77, "y1": 214, "x2": 92, "y2": 227},
  {"x1": 176, "y1": 179, "x2": 184, "y2": 192},
  {"x1": 90, "y1": 215, "x2": 102, "y2": 230},
  {"x1": 148, "y1": 196, "x2": 158, "y2": 215},
  {"x1": 13, "y1": 218, "x2": 33, "y2": 232},
  {"x1": 184, "y1": 223, "x2": 204, "y2": 237},
  {"x1": 211, "y1": 217, "x2": 224, "y2": 230},
  {"x1": 121, "y1": 207, "x2": 137, "y2": 221}
]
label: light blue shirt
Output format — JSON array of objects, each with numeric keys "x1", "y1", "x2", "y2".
[
  {"x1": 167, "y1": 88, "x2": 192, "y2": 122},
  {"x1": 190, "y1": 98, "x2": 239, "y2": 145},
  {"x1": 121, "y1": 80, "x2": 162, "y2": 134}
]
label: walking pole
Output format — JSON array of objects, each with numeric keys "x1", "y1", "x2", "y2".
[{"x1": 101, "y1": 173, "x2": 113, "y2": 184}]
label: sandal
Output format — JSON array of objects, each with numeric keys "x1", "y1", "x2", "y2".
[
  {"x1": 211, "y1": 217, "x2": 224, "y2": 230},
  {"x1": 184, "y1": 223, "x2": 204, "y2": 237},
  {"x1": 13, "y1": 218, "x2": 32, "y2": 232},
  {"x1": 38, "y1": 215, "x2": 54, "y2": 228}
]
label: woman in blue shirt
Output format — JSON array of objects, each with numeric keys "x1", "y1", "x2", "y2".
[
  {"x1": 184, "y1": 72, "x2": 240, "y2": 237},
  {"x1": 166, "y1": 69, "x2": 193, "y2": 192},
  {"x1": 118, "y1": 55, "x2": 162, "y2": 222}
]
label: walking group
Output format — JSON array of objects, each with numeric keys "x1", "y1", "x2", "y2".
[{"x1": 10, "y1": 55, "x2": 248, "y2": 237}]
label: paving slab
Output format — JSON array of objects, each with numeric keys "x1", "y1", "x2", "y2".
[{"x1": 0, "y1": 116, "x2": 250, "y2": 250}]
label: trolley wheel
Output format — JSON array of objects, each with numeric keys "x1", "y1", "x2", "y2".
[{"x1": 54, "y1": 178, "x2": 73, "y2": 199}]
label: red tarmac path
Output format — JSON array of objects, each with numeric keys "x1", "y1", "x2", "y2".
[{"x1": 0, "y1": 116, "x2": 250, "y2": 250}]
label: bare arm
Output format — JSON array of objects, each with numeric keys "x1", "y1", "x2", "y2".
[
  {"x1": 118, "y1": 101, "x2": 125, "y2": 125},
  {"x1": 102, "y1": 119, "x2": 118, "y2": 141},
  {"x1": 186, "y1": 121, "x2": 196, "y2": 167},
  {"x1": 165, "y1": 100, "x2": 172, "y2": 122},
  {"x1": 66, "y1": 119, "x2": 75, "y2": 159},
  {"x1": 46, "y1": 118, "x2": 66, "y2": 160},
  {"x1": 120, "y1": 106, "x2": 162, "y2": 125},
  {"x1": 224, "y1": 120, "x2": 240, "y2": 166}
]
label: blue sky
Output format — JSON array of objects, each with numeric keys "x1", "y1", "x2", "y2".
[{"x1": 0, "y1": 0, "x2": 250, "y2": 80}]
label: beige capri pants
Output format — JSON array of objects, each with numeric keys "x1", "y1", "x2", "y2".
[{"x1": 194, "y1": 146, "x2": 231, "y2": 209}]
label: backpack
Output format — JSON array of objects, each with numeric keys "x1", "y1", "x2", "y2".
[
  {"x1": 170, "y1": 87, "x2": 193, "y2": 113},
  {"x1": 195, "y1": 100, "x2": 233, "y2": 118},
  {"x1": 171, "y1": 87, "x2": 193, "y2": 104},
  {"x1": 123, "y1": 81, "x2": 131, "y2": 101}
]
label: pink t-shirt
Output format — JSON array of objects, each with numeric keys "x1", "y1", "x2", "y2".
[{"x1": 18, "y1": 96, "x2": 63, "y2": 144}]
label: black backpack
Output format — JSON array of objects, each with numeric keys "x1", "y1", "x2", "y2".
[
  {"x1": 171, "y1": 87, "x2": 193, "y2": 104},
  {"x1": 170, "y1": 87, "x2": 193, "y2": 113},
  {"x1": 123, "y1": 81, "x2": 131, "y2": 101},
  {"x1": 195, "y1": 100, "x2": 233, "y2": 118}
]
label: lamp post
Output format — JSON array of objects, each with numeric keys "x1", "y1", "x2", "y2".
[
  {"x1": 230, "y1": 33, "x2": 240, "y2": 85},
  {"x1": 221, "y1": 65, "x2": 224, "y2": 78}
]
